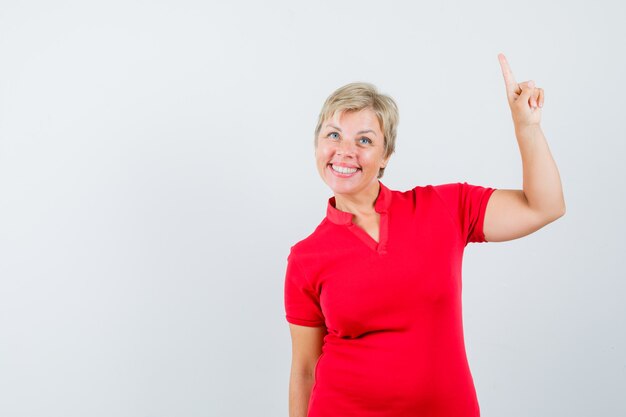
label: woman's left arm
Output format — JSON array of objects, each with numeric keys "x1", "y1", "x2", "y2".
[{"x1": 483, "y1": 53, "x2": 566, "y2": 243}]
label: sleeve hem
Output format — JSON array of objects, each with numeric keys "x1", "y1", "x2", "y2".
[
  {"x1": 473, "y1": 187, "x2": 497, "y2": 244},
  {"x1": 286, "y1": 315, "x2": 326, "y2": 327}
]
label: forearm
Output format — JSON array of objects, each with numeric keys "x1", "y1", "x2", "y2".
[
  {"x1": 289, "y1": 372, "x2": 314, "y2": 417},
  {"x1": 515, "y1": 124, "x2": 566, "y2": 218}
]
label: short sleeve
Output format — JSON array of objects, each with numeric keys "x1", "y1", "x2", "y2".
[
  {"x1": 432, "y1": 182, "x2": 497, "y2": 245},
  {"x1": 283, "y1": 250, "x2": 325, "y2": 327}
]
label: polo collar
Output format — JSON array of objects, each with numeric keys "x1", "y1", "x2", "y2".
[{"x1": 326, "y1": 181, "x2": 392, "y2": 225}]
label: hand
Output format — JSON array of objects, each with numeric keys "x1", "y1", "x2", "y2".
[{"x1": 498, "y1": 53, "x2": 543, "y2": 129}]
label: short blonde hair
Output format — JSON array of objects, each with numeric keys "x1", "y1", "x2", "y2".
[{"x1": 314, "y1": 82, "x2": 399, "y2": 179}]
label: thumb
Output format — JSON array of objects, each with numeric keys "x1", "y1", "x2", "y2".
[{"x1": 517, "y1": 80, "x2": 535, "y2": 103}]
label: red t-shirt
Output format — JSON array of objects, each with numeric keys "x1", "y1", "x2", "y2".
[{"x1": 284, "y1": 180, "x2": 497, "y2": 417}]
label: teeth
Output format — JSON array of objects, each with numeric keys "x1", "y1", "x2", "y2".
[{"x1": 331, "y1": 164, "x2": 358, "y2": 174}]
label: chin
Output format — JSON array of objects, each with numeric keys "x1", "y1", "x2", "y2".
[
  {"x1": 326, "y1": 175, "x2": 368, "y2": 195},
  {"x1": 327, "y1": 182, "x2": 357, "y2": 195}
]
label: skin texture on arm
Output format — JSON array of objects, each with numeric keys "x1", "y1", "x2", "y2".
[
  {"x1": 483, "y1": 54, "x2": 566, "y2": 243},
  {"x1": 288, "y1": 324, "x2": 327, "y2": 417}
]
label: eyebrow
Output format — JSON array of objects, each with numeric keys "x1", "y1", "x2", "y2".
[{"x1": 325, "y1": 124, "x2": 377, "y2": 137}]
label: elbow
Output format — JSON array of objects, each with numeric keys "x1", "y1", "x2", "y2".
[
  {"x1": 547, "y1": 203, "x2": 566, "y2": 223},
  {"x1": 551, "y1": 194, "x2": 567, "y2": 220},
  {"x1": 557, "y1": 199, "x2": 567, "y2": 218},
  {"x1": 290, "y1": 359, "x2": 318, "y2": 381}
]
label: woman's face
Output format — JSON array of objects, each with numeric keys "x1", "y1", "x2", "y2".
[{"x1": 315, "y1": 108, "x2": 390, "y2": 197}]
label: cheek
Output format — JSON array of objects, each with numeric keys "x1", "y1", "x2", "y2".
[
  {"x1": 315, "y1": 150, "x2": 326, "y2": 168},
  {"x1": 360, "y1": 152, "x2": 380, "y2": 166},
  {"x1": 316, "y1": 146, "x2": 333, "y2": 161}
]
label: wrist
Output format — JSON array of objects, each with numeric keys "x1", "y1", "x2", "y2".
[{"x1": 515, "y1": 123, "x2": 542, "y2": 137}]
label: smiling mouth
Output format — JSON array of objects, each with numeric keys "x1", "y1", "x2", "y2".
[{"x1": 328, "y1": 163, "x2": 360, "y2": 174}]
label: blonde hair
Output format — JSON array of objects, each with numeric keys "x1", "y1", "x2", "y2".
[{"x1": 314, "y1": 82, "x2": 399, "y2": 179}]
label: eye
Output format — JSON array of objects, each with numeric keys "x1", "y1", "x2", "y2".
[
  {"x1": 327, "y1": 132, "x2": 340, "y2": 140},
  {"x1": 359, "y1": 137, "x2": 372, "y2": 145}
]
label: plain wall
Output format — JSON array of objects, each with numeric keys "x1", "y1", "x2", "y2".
[{"x1": 1, "y1": 1, "x2": 624, "y2": 416}]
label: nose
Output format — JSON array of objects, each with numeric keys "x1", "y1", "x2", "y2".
[{"x1": 336, "y1": 138, "x2": 356, "y2": 157}]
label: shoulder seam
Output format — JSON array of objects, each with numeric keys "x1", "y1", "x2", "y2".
[{"x1": 289, "y1": 251, "x2": 317, "y2": 294}]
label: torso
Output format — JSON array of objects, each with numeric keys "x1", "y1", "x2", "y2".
[{"x1": 285, "y1": 181, "x2": 496, "y2": 416}]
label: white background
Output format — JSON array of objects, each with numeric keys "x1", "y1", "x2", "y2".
[{"x1": 1, "y1": 1, "x2": 624, "y2": 416}]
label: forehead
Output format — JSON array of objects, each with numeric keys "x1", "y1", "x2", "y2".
[{"x1": 325, "y1": 108, "x2": 382, "y2": 132}]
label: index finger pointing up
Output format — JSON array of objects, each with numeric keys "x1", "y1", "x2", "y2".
[{"x1": 498, "y1": 53, "x2": 518, "y2": 97}]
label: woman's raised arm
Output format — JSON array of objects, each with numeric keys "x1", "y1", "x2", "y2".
[{"x1": 483, "y1": 53, "x2": 566, "y2": 243}]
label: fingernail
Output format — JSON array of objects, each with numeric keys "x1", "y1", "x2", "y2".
[{"x1": 528, "y1": 80, "x2": 535, "y2": 88}]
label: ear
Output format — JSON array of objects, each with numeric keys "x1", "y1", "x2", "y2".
[{"x1": 381, "y1": 154, "x2": 391, "y2": 168}]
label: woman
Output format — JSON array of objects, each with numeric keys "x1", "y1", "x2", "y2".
[{"x1": 284, "y1": 53, "x2": 565, "y2": 417}]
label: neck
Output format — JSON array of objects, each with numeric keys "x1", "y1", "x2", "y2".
[{"x1": 334, "y1": 181, "x2": 381, "y2": 216}]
